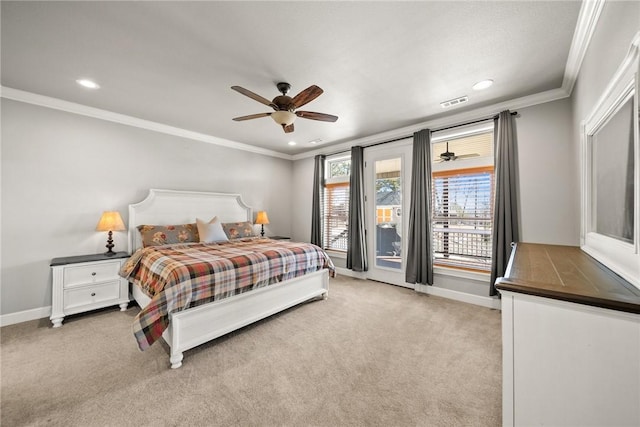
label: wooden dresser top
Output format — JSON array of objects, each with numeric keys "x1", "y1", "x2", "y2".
[{"x1": 495, "y1": 243, "x2": 640, "y2": 314}]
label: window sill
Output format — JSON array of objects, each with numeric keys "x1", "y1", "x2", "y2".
[{"x1": 433, "y1": 265, "x2": 490, "y2": 282}]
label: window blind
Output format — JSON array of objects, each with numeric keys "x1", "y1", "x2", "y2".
[
  {"x1": 432, "y1": 132, "x2": 494, "y2": 160},
  {"x1": 324, "y1": 182, "x2": 349, "y2": 251},
  {"x1": 432, "y1": 166, "x2": 494, "y2": 271}
]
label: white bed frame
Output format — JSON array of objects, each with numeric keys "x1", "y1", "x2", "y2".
[{"x1": 128, "y1": 189, "x2": 329, "y2": 369}]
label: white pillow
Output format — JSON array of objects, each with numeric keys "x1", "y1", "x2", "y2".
[{"x1": 196, "y1": 217, "x2": 229, "y2": 243}]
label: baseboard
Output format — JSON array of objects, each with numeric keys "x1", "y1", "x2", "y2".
[
  {"x1": 334, "y1": 268, "x2": 500, "y2": 310},
  {"x1": 334, "y1": 267, "x2": 367, "y2": 280},
  {"x1": 0, "y1": 306, "x2": 51, "y2": 327},
  {"x1": 415, "y1": 284, "x2": 501, "y2": 310}
]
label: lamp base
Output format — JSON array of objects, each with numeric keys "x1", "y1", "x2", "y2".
[
  {"x1": 104, "y1": 231, "x2": 116, "y2": 256},
  {"x1": 260, "y1": 224, "x2": 265, "y2": 237}
]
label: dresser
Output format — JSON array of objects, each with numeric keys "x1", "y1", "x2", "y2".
[
  {"x1": 50, "y1": 252, "x2": 130, "y2": 327},
  {"x1": 496, "y1": 243, "x2": 640, "y2": 426}
]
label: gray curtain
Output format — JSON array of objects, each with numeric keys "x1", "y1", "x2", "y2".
[
  {"x1": 406, "y1": 129, "x2": 433, "y2": 285},
  {"x1": 490, "y1": 111, "x2": 519, "y2": 296},
  {"x1": 347, "y1": 146, "x2": 368, "y2": 271},
  {"x1": 311, "y1": 154, "x2": 325, "y2": 247}
]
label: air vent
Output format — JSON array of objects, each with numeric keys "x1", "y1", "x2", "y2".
[{"x1": 440, "y1": 95, "x2": 468, "y2": 108}]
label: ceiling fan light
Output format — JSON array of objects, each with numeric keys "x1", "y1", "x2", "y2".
[{"x1": 271, "y1": 111, "x2": 296, "y2": 126}]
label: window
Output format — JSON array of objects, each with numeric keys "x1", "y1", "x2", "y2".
[
  {"x1": 324, "y1": 156, "x2": 351, "y2": 252},
  {"x1": 431, "y1": 129, "x2": 494, "y2": 271},
  {"x1": 377, "y1": 207, "x2": 393, "y2": 223}
]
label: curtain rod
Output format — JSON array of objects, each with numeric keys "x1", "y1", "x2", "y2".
[{"x1": 324, "y1": 111, "x2": 518, "y2": 157}]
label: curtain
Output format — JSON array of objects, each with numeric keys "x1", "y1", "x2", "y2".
[
  {"x1": 406, "y1": 129, "x2": 433, "y2": 285},
  {"x1": 490, "y1": 111, "x2": 519, "y2": 296},
  {"x1": 347, "y1": 146, "x2": 368, "y2": 271},
  {"x1": 311, "y1": 154, "x2": 325, "y2": 247}
]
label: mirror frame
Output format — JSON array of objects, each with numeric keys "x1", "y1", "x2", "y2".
[{"x1": 581, "y1": 33, "x2": 640, "y2": 289}]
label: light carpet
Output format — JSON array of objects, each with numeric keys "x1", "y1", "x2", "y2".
[{"x1": 1, "y1": 275, "x2": 501, "y2": 426}]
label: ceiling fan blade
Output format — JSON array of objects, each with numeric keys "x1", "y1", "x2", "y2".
[
  {"x1": 283, "y1": 123, "x2": 294, "y2": 133},
  {"x1": 296, "y1": 111, "x2": 338, "y2": 122},
  {"x1": 291, "y1": 85, "x2": 323, "y2": 109},
  {"x1": 456, "y1": 153, "x2": 480, "y2": 159},
  {"x1": 231, "y1": 86, "x2": 277, "y2": 109},
  {"x1": 232, "y1": 112, "x2": 271, "y2": 121}
]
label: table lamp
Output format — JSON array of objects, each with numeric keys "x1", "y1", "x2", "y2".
[
  {"x1": 255, "y1": 211, "x2": 269, "y2": 237},
  {"x1": 96, "y1": 211, "x2": 126, "y2": 256}
]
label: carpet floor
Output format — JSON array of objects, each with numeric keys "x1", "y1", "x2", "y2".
[{"x1": 1, "y1": 275, "x2": 501, "y2": 426}]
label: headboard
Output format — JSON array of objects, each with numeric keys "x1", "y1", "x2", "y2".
[{"x1": 128, "y1": 189, "x2": 252, "y2": 253}]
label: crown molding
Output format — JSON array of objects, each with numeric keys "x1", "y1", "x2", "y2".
[
  {"x1": 292, "y1": 87, "x2": 570, "y2": 161},
  {"x1": 0, "y1": 86, "x2": 293, "y2": 161},
  {"x1": 562, "y1": 0, "x2": 605, "y2": 94}
]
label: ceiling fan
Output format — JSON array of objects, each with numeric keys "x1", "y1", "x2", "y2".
[
  {"x1": 437, "y1": 141, "x2": 480, "y2": 162},
  {"x1": 231, "y1": 82, "x2": 338, "y2": 133}
]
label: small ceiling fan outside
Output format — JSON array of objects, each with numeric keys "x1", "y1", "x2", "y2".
[
  {"x1": 231, "y1": 82, "x2": 338, "y2": 133},
  {"x1": 437, "y1": 141, "x2": 480, "y2": 162}
]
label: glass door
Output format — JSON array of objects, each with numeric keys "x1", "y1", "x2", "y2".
[{"x1": 364, "y1": 141, "x2": 412, "y2": 288}]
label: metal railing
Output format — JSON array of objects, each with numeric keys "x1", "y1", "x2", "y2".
[{"x1": 432, "y1": 222, "x2": 492, "y2": 270}]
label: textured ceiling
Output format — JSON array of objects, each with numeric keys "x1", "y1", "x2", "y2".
[{"x1": 1, "y1": 1, "x2": 581, "y2": 155}]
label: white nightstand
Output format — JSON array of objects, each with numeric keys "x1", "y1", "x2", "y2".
[{"x1": 50, "y1": 252, "x2": 130, "y2": 327}]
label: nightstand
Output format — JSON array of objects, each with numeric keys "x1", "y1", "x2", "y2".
[
  {"x1": 50, "y1": 252, "x2": 130, "y2": 327},
  {"x1": 269, "y1": 236, "x2": 291, "y2": 240}
]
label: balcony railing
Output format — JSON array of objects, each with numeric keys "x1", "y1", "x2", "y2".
[{"x1": 433, "y1": 220, "x2": 492, "y2": 270}]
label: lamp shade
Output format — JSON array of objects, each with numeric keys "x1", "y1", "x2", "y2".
[
  {"x1": 96, "y1": 211, "x2": 126, "y2": 232},
  {"x1": 270, "y1": 111, "x2": 296, "y2": 126},
  {"x1": 255, "y1": 211, "x2": 270, "y2": 225}
]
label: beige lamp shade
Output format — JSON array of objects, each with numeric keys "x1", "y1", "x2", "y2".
[
  {"x1": 270, "y1": 111, "x2": 296, "y2": 126},
  {"x1": 96, "y1": 211, "x2": 126, "y2": 232},
  {"x1": 255, "y1": 211, "x2": 270, "y2": 225}
]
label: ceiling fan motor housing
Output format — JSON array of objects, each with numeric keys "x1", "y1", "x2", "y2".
[
  {"x1": 272, "y1": 95, "x2": 294, "y2": 111},
  {"x1": 273, "y1": 82, "x2": 295, "y2": 110},
  {"x1": 276, "y1": 82, "x2": 291, "y2": 95}
]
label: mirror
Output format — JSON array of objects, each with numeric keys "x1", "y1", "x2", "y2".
[
  {"x1": 592, "y1": 96, "x2": 635, "y2": 243},
  {"x1": 581, "y1": 33, "x2": 639, "y2": 289}
]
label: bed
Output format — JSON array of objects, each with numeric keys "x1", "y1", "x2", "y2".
[{"x1": 123, "y1": 189, "x2": 333, "y2": 368}]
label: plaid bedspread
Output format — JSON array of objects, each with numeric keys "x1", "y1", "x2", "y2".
[{"x1": 120, "y1": 237, "x2": 335, "y2": 350}]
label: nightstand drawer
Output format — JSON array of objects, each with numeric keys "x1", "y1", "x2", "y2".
[
  {"x1": 63, "y1": 281, "x2": 120, "y2": 311},
  {"x1": 63, "y1": 262, "x2": 120, "y2": 288}
]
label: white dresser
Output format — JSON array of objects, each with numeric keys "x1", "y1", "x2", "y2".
[
  {"x1": 50, "y1": 252, "x2": 130, "y2": 327},
  {"x1": 496, "y1": 243, "x2": 640, "y2": 427}
]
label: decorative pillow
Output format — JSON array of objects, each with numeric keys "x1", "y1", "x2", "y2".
[
  {"x1": 221, "y1": 221, "x2": 255, "y2": 239},
  {"x1": 137, "y1": 223, "x2": 199, "y2": 247},
  {"x1": 196, "y1": 217, "x2": 229, "y2": 243}
]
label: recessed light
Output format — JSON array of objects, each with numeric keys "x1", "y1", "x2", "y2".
[
  {"x1": 288, "y1": 141, "x2": 297, "y2": 146},
  {"x1": 76, "y1": 79, "x2": 100, "y2": 89},
  {"x1": 309, "y1": 139, "x2": 322, "y2": 145},
  {"x1": 472, "y1": 79, "x2": 493, "y2": 91}
]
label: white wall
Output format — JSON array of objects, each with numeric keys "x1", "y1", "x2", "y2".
[
  {"x1": 1, "y1": 99, "x2": 293, "y2": 316},
  {"x1": 516, "y1": 97, "x2": 578, "y2": 246},
  {"x1": 291, "y1": 156, "x2": 314, "y2": 243}
]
